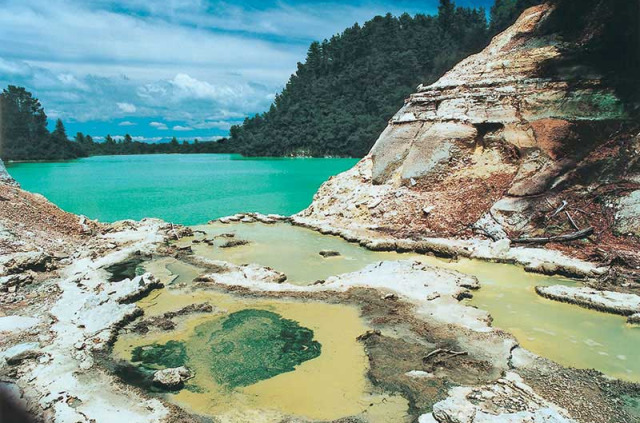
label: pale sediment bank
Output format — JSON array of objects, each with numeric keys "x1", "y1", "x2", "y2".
[{"x1": 535, "y1": 286, "x2": 640, "y2": 322}]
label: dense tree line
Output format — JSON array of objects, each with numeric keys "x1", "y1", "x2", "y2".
[
  {"x1": 227, "y1": 0, "x2": 539, "y2": 157},
  {"x1": 0, "y1": 86, "x2": 228, "y2": 161},
  {"x1": 73, "y1": 133, "x2": 228, "y2": 156}
]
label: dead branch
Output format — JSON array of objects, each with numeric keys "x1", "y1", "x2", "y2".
[
  {"x1": 565, "y1": 210, "x2": 580, "y2": 231},
  {"x1": 423, "y1": 348, "x2": 468, "y2": 363},
  {"x1": 510, "y1": 227, "x2": 594, "y2": 244},
  {"x1": 550, "y1": 200, "x2": 568, "y2": 217}
]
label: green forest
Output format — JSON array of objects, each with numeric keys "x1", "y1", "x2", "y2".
[
  {"x1": 0, "y1": 86, "x2": 227, "y2": 161},
  {"x1": 0, "y1": 0, "x2": 536, "y2": 161},
  {"x1": 226, "y1": 0, "x2": 539, "y2": 157}
]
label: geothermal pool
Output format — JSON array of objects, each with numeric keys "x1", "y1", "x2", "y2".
[{"x1": 112, "y1": 222, "x2": 639, "y2": 422}]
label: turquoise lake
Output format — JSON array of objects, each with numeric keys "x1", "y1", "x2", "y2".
[{"x1": 6, "y1": 154, "x2": 358, "y2": 225}]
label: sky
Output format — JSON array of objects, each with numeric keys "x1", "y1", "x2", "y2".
[{"x1": 0, "y1": 0, "x2": 493, "y2": 143}]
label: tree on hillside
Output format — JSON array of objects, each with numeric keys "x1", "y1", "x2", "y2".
[
  {"x1": 50, "y1": 119, "x2": 68, "y2": 157},
  {"x1": 226, "y1": 0, "x2": 493, "y2": 157},
  {"x1": 170, "y1": 136, "x2": 179, "y2": 153},
  {"x1": 0, "y1": 86, "x2": 87, "y2": 160},
  {"x1": 49, "y1": 119, "x2": 85, "y2": 159}
]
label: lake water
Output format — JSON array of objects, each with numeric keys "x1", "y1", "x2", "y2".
[{"x1": 6, "y1": 154, "x2": 358, "y2": 225}]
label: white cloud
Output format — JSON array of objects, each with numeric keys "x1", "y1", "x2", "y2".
[
  {"x1": 117, "y1": 102, "x2": 137, "y2": 113},
  {"x1": 150, "y1": 121, "x2": 168, "y2": 130},
  {"x1": 57, "y1": 73, "x2": 89, "y2": 91},
  {"x1": 0, "y1": 58, "x2": 33, "y2": 76},
  {"x1": 118, "y1": 121, "x2": 137, "y2": 126},
  {"x1": 169, "y1": 73, "x2": 241, "y2": 101},
  {"x1": 0, "y1": 0, "x2": 437, "y2": 138},
  {"x1": 172, "y1": 125, "x2": 193, "y2": 131},
  {"x1": 193, "y1": 120, "x2": 233, "y2": 130}
]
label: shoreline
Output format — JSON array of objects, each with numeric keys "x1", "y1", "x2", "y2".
[{"x1": 4, "y1": 152, "x2": 361, "y2": 165}]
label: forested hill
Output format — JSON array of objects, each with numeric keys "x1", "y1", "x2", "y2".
[{"x1": 227, "y1": 0, "x2": 539, "y2": 157}]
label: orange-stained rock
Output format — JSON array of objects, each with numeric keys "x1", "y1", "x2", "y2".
[{"x1": 298, "y1": 2, "x2": 639, "y2": 273}]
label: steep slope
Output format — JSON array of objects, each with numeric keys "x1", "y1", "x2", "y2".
[
  {"x1": 297, "y1": 1, "x2": 640, "y2": 283},
  {"x1": 0, "y1": 159, "x2": 98, "y2": 258}
]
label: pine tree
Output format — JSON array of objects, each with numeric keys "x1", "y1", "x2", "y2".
[{"x1": 0, "y1": 86, "x2": 50, "y2": 160}]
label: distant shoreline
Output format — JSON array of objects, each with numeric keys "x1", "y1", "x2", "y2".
[{"x1": 5, "y1": 152, "x2": 358, "y2": 164}]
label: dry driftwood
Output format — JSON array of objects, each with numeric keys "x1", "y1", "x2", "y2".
[
  {"x1": 423, "y1": 348, "x2": 468, "y2": 363},
  {"x1": 511, "y1": 227, "x2": 594, "y2": 245}
]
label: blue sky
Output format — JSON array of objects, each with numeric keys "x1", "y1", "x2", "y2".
[{"x1": 0, "y1": 0, "x2": 493, "y2": 143}]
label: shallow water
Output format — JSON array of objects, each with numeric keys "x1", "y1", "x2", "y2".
[
  {"x1": 114, "y1": 259, "x2": 408, "y2": 422},
  {"x1": 180, "y1": 222, "x2": 640, "y2": 382},
  {"x1": 458, "y1": 260, "x2": 640, "y2": 382},
  {"x1": 181, "y1": 222, "x2": 422, "y2": 284},
  {"x1": 6, "y1": 154, "x2": 357, "y2": 225},
  {"x1": 114, "y1": 222, "x2": 639, "y2": 421}
]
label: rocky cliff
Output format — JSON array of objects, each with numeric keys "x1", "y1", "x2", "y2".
[{"x1": 299, "y1": 1, "x2": 640, "y2": 281}]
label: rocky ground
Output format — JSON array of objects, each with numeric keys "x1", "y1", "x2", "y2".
[{"x1": 0, "y1": 168, "x2": 181, "y2": 421}]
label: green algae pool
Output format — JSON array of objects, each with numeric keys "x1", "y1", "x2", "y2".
[
  {"x1": 5, "y1": 154, "x2": 357, "y2": 225},
  {"x1": 131, "y1": 309, "x2": 322, "y2": 388},
  {"x1": 114, "y1": 269, "x2": 409, "y2": 422}
]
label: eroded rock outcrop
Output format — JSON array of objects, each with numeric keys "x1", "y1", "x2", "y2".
[
  {"x1": 299, "y1": 1, "x2": 640, "y2": 282},
  {"x1": 0, "y1": 159, "x2": 17, "y2": 186}
]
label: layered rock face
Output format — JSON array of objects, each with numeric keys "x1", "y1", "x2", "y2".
[{"x1": 300, "y1": 2, "x2": 639, "y2": 270}]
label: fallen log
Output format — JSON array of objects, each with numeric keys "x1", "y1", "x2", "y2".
[{"x1": 511, "y1": 227, "x2": 594, "y2": 245}]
